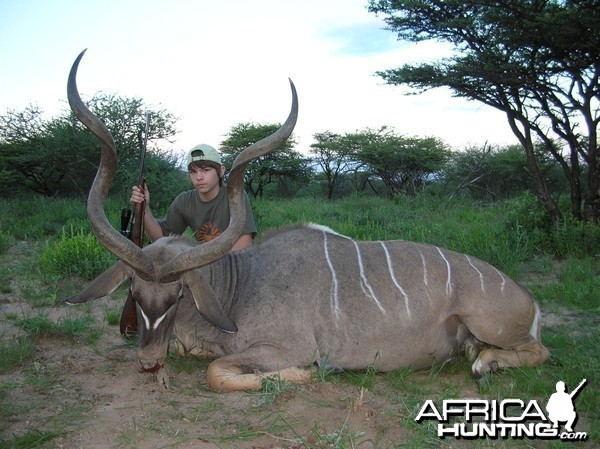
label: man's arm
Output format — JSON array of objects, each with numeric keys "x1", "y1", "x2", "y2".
[
  {"x1": 131, "y1": 184, "x2": 164, "y2": 242},
  {"x1": 232, "y1": 234, "x2": 253, "y2": 251}
]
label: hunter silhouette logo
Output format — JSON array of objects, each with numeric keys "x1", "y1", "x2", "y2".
[
  {"x1": 546, "y1": 378, "x2": 587, "y2": 433},
  {"x1": 415, "y1": 378, "x2": 588, "y2": 440}
]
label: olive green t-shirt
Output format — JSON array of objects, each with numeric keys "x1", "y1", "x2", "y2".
[{"x1": 157, "y1": 187, "x2": 257, "y2": 243}]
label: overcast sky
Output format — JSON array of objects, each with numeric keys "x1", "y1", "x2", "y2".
[{"x1": 0, "y1": 0, "x2": 517, "y2": 156}]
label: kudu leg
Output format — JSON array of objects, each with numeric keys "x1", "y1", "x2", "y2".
[
  {"x1": 206, "y1": 350, "x2": 313, "y2": 392},
  {"x1": 465, "y1": 302, "x2": 549, "y2": 376},
  {"x1": 471, "y1": 340, "x2": 550, "y2": 377}
]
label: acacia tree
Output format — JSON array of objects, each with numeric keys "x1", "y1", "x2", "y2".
[
  {"x1": 220, "y1": 123, "x2": 312, "y2": 197},
  {"x1": 310, "y1": 131, "x2": 358, "y2": 199},
  {"x1": 345, "y1": 127, "x2": 450, "y2": 198},
  {"x1": 0, "y1": 94, "x2": 178, "y2": 198},
  {"x1": 369, "y1": 0, "x2": 600, "y2": 223}
]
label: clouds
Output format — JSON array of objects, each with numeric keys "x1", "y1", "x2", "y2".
[{"x1": 0, "y1": 0, "x2": 516, "y2": 156}]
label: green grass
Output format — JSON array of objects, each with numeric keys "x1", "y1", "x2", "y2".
[
  {"x1": 0, "y1": 230, "x2": 15, "y2": 255},
  {"x1": 531, "y1": 257, "x2": 600, "y2": 311},
  {"x1": 0, "y1": 429, "x2": 61, "y2": 449},
  {"x1": 13, "y1": 313, "x2": 99, "y2": 342},
  {"x1": 102, "y1": 304, "x2": 122, "y2": 326},
  {"x1": 0, "y1": 336, "x2": 33, "y2": 374},
  {"x1": 0, "y1": 196, "x2": 125, "y2": 242}
]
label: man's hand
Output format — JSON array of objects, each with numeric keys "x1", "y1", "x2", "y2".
[{"x1": 131, "y1": 184, "x2": 150, "y2": 206}]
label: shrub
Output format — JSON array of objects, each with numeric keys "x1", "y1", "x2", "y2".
[
  {"x1": 503, "y1": 192, "x2": 600, "y2": 258},
  {"x1": 39, "y1": 225, "x2": 114, "y2": 280}
]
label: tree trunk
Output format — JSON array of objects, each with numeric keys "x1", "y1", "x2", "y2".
[{"x1": 506, "y1": 112, "x2": 562, "y2": 223}]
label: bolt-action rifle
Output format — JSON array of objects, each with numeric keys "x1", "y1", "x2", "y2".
[{"x1": 119, "y1": 113, "x2": 150, "y2": 336}]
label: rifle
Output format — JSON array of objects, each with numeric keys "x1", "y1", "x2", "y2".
[
  {"x1": 569, "y1": 378, "x2": 587, "y2": 399},
  {"x1": 120, "y1": 112, "x2": 149, "y2": 243},
  {"x1": 119, "y1": 112, "x2": 150, "y2": 336}
]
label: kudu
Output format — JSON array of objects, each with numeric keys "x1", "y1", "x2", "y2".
[{"x1": 65, "y1": 50, "x2": 549, "y2": 392}]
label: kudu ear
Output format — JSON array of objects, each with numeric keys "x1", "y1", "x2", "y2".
[
  {"x1": 182, "y1": 273, "x2": 237, "y2": 334},
  {"x1": 64, "y1": 261, "x2": 129, "y2": 305}
]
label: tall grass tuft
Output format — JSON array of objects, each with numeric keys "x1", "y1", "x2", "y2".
[
  {"x1": 13, "y1": 313, "x2": 98, "y2": 342},
  {"x1": 39, "y1": 225, "x2": 114, "y2": 280},
  {"x1": 0, "y1": 336, "x2": 33, "y2": 374},
  {"x1": 0, "y1": 229, "x2": 15, "y2": 255}
]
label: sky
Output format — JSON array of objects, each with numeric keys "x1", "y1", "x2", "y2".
[{"x1": 0, "y1": 0, "x2": 518, "y2": 157}]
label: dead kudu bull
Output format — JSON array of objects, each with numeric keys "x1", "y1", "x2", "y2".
[{"x1": 65, "y1": 51, "x2": 549, "y2": 392}]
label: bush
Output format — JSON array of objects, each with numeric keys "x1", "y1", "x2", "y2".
[
  {"x1": 503, "y1": 192, "x2": 600, "y2": 258},
  {"x1": 39, "y1": 225, "x2": 115, "y2": 280}
]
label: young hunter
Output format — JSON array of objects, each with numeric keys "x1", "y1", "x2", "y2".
[{"x1": 130, "y1": 143, "x2": 256, "y2": 250}]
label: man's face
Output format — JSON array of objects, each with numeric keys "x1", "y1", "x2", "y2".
[{"x1": 188, "y1": 165, "x2": 225, "y2": 197}]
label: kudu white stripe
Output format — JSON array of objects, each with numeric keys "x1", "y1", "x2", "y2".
[
  {"x1": 492, "y1": 266, "x2": 507, "y2": 295},
  {"x1": 418, "y1": 249, "x2": 435, "y2": 306},
  {"x1": 140, "y1": 308, "x2": 168, "y2": 331},
  {"x1": 322, "y1": 230, "x2": 341, "y2": 320},
  {"x1": 436, "y1": 247, "x2": 453, "y2": 297},
  {"x1": 379, "y1": 241, "x2": 411, "y2": 318},
  {"x1": 353, "y1": 241, "x2": 386, "y2": 314},
  {"x1": 418, "y1": 249, "x2": 429, "y2": 286},
  {"x1": 465, "y1": 255, "x2": 486, "y2": 293}
]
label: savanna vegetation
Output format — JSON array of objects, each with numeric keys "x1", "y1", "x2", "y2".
[{"x1": 0, "y1": 1, "x2": 598, "y2": 447}]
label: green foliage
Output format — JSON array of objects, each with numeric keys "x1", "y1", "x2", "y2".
[
  {"x1": 0, "y1": 93, "x2": 179, "y2": 199},
  {"x1": 252, "y1": 375, "x2": 298, "y2": 407},
  {"x1": 345, "y1": 127, "x2": 451, "y2": 197},
  {"x1": 254, "y1": 195, "x2": 531, "y2": 275},
  {"x1": 115, "y1": 149, "x2": 189, "y2": 212},
  {"x1": 368, "y1": 0, "x2": 600, "y2": 223},
  {"x1": 503, "y1": 192, "x2": 600, "y2": 258},
  {"x1": 220, "y1": 123, "x2": 312, "y2": 198},
  {"x1": 338, "y1": 364, "x2": 378, "y2": 390},
  {"x1": 39, "y1": 225, "x2": 114, "y2": 280},
  {"x1": 310, "y1": 131, "x2": 358, "y2": 200},
  {"x1": 11, "y1": 314, "x2": 55, "y2": 336},
  {"x1": 102, "y1": 304, "x2": 122, "y2": 326},
  {"x1": 444, "y1": 143, "x2": 565, "y2": 201}
]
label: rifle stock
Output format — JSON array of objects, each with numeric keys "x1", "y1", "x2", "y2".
[{"x1": 120, "y1": 180, "x2": 144, "y2": 336}]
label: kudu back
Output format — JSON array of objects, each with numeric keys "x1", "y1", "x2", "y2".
[{"x1": 65, "y1": 51, "x2": 549, "y2": 392}]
